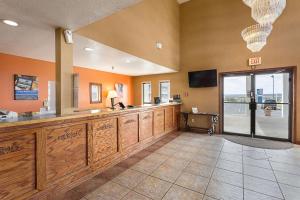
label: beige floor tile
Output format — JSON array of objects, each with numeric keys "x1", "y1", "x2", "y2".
[
  {"x1": 202, "y1": 196, "x2": 217, "y2": 200},
  {"x1": 216, "y1": 159, "x2": 243, "y2": 173},
  {"x1": 184, "y1": 161, "x2": 214, "y2": 178},
  {"x1": 121, "y1": 191, "x2": 151, "y2": 200},
  {"x1": 162, "y1": 157, "x2": 190, "y2": 170},
  {"x1": 151, "y1": 164, "x2": 183, "y2": 183},
  {"x1": 112, "y1": 169, "x2": 148, "y2": 189},
  {"x1": 145, "y1": 152, "x2": 169, "y2": 164},
  {"x1": 280, "y1": 183, "x2": 300, "y2": 200},
  {"x1": 155, "y1": 146, "x2": 178, "y2": 156},
  {"x1": 206, "y1": 179, "x2": 243, "y2": 200},
  {"x1": 212, "y1": 168, "x2": 243, "y2": 187},
  {"x1": 243, "y1": 157, "x2": 271, "y2": 169},
  {"x1": 175, "y1": 172, "x2": 209, "y2": 193},
  {"x1": 130, "y1": 159, "x2": 161, "y2": 174},
  {"x1": 219, "y1": 152, "x2": 242, "y2": 163},
  {"x1": 199, "y1": 149, "x2": 220, "y2": 159},
  {"x1": 172, "y1": 151, "x2": 196, "y2": 160},
  {"x1": 162, "y1": 185, "x2": 203, "y2": 200},
  {"x1": 181, "y1": 146, "x2": 200, "y2": 153},
  {"x1": 244, "y1": 165, "x2": 276, "y2": 181},
  {"x1": 191, "y1": 154, "x2": 218, "y2": 166},
  {"x1": 134, "y1": 176, "x2": 172, "y2": 200},
  {"x1": 244, "y1": 175, "x2": 283, "y2": 199},
  {"x1": 85, "y1": 181, "x2": 130, "y2": 200},
  {"x1": 271, "y1": 161, "x2": 300, "y2": 176},
  {"x1": 274, "y1": 170, "x2": 300, "y2": 188},
  {"x1": 243, "y1": 150, "x2": 269, "y2": 160},
  {"x1": 244, "y1": 189, "x2": 282, "y2": 200}
]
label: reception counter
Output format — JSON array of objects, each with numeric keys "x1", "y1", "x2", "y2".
[{"x1": 0, "y1": 103, "x2": 181, "y2": 200}]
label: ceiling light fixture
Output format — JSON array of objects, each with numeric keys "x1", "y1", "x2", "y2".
[
  {"x1": 84, "y1": 47, "x2": 94, "y2": 52},
  {"x1": 251, "y1": 0, "x2": 286, "y2": 25},
  {"x1": 241, "y1": 24, "x2": 273, "y2": 52},
  {"x1": 2, "y1": 19, "x2": 19, "y2": 27}
]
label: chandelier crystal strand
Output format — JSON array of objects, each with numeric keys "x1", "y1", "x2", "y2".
[
  {"x1": 252, "y1": 0, "x2": 286, "y2": 25},
  {"x1": 241, "y1": 24, "x2": 273, "y2": 52},
  {"x1": 243, "y1": 0, "x2": 256, "y2": 7}
]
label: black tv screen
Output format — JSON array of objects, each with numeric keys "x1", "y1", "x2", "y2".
[{"x1": 188, "y1": 69, "x2": 217, "y2": 88}]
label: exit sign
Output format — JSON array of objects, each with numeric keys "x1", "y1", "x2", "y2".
[{"x1": 249, "y1": 57, "x2": 262, "y2": 66}]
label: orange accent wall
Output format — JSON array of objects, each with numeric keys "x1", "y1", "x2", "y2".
[
  {"x1": 74, "y1": 66, "x2": 133, "y2": 109},
  {"x1": 0, "y1": 53, "x2": 55, "y2": 113},
  {"x1": 0, "y1": 53, "x2": 134, "y2": 113}
]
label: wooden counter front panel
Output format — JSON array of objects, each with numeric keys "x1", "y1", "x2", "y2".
[
  {"x1": 119, "y1": 114, "x2": 139, "y2": 150},
  {"x1": 92, "y1": 118, "x2": 118, "y2": 162},
  {"x1": 0, "y1": 130, "x2": 36, "y2": 200},
  {"x1": 165, "y1": 107, "x2": 174, "y2": 133},
  {"x1": 45, "y1": 123, "x2": 88, "y2": 183},
  {"x1": 173, "y1": 105, "x2": 180, "y2": 130},
  {"x1": 154, "y1": 109, "x2": 165, "y2": 136},
  {"x1": 139, "y1": 111, "x2": 153, "y2": 141}
]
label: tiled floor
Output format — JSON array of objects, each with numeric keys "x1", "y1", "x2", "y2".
[{"x1": 55, "y1": 132, "x2": 300, "y2": 200}]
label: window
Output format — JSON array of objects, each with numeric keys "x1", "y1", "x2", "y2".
[
  {"x1": 142, "y1": 82, "x2": 151, "y2": 104},
  {"x1": 159, "y1": 80, "x2": 170, "y2": 103}
]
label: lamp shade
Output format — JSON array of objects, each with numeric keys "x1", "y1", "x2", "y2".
[{"x1": 107, "y1": 90, "x2": 118, "y2": 99}]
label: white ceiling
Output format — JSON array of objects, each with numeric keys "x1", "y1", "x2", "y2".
[
  {"x1": 0, "y1": 0, "x2": 177, "y2": 76},
  {"x1": 74, "y1": 34, "x2": 175, "y2": 76}
]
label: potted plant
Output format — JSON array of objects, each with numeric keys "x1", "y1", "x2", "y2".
[{"x1": 264, "y1": 106, "x2": 272, "y2": 116}]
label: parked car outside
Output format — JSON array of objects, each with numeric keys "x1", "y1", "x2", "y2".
[{"x1": 263, "y1": 99, "x2": 277, "y2": 110}]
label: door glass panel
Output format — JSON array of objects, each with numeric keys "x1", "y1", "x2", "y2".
[
  {"x1": 223, "y1": 75, "x2": 251, "y2": 135},
  {"x1": 255, "y1": 73, "x2": 290, "y2": 139}
]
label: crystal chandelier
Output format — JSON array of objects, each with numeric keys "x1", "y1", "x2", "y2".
[
  {"x1": 241, "y1": 24, "x2": 273, "y2": 52},
  {"x1": 243, "y1": 0, "x2": 255, "y2": 7},
  {"x1": 243, "y1": 0, "x2": 286, "y2": 25},
  {"x1": 252, "y1": 0, "x2": 286, "y2": 24}
]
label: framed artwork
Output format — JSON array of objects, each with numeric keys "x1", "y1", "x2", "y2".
[
  {"x1": 14, "y1": 75, "x2": 38, "y2": 100},
  {"x1": 89, "y1": 83, "x2": 102, "y2": 104},
  {"x1": 115, "y1": 83, "x2": 128, "y2": 105}
]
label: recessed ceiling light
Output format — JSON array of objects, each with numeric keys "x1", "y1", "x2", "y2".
[
  {"x1": 84, "y1": 47, "x2": 94, "y2": 52},
  {"x1": 2, "y1": 20, "x2": 18, "y2": 27},
  {"x1": 125, "y1": 59, "x2": 131, "y2": 63}
]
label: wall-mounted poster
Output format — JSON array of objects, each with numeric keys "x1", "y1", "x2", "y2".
[
  {"x1": 14, "y1": 75, "x2": 38, "y2": 100},
  {"x1": 115, "y1": 83, "x2": 128, "y2": 105}
]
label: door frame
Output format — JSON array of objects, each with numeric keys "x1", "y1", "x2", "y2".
[{"x1": 219, "y1": 66, "x2": 296, "y2": 142}]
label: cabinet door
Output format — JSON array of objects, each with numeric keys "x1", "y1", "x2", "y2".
[
  {"x1": 165, "y1": 107, "x2": 174, "y2": 133},
  {"x1": 119, "y1": 114, "x2": 139, "y2": 150},
  {"x1": 154, "y1": 109, "x2": 165, "y2": 136},
  {"x1": 139, "y1": 111, "x2": 153, "y2": 141},
  {"x1": 0, "y1": 130, "x2": 37, "y2": 200},
  {"x1": 45, "y1": 122, "x2": 88, "y2": 183},
  {"x1": 92, "y1": 117, "x2": 118, "y2": 162}
]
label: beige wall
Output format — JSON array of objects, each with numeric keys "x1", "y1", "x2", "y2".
[
  {"x1": 77, "y1": 0, "x2": 180, "y2": 71},
  {"x1": 133, "y1": 0, "x2": 300, "y2": 143}
]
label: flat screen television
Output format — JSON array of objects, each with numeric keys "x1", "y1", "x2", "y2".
[{"x1": 188, "y1": 69, "x2": 217, "y2": 88}]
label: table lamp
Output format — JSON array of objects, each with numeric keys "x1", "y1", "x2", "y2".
[{"x1": 107, "y1": 90, "x2": 118, "y2": 109}]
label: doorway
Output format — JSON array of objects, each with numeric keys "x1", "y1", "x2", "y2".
[{"x1": 221, "y1": 68, "x2": 293, "y2": 141}]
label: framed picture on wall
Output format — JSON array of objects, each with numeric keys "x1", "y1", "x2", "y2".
[
  {"x1": 14, "y1": 74, "x2": 39, "y2": 100},
  {"x1": 115, "y1": 83, "x2": 128, "y2": 105},
  {"x1": 89, "y1": 83, "x2": 102, "y2": 104}
]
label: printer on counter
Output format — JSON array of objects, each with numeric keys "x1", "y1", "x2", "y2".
[{"x1": 0, "y1": 109, "x2": 18, "y2": 119}]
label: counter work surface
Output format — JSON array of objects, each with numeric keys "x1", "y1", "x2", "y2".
[{"x1": 0, "y1": 102, "x2": 181, "y2": 130}]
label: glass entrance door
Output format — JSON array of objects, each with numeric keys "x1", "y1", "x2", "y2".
[
  {"x1": 222, "y1": 69, "x2": 292, "y2": 141},
  {"x1": 255, "y1": 72, "x2": 291, "y2": 140},
  {"x1": 223, "y1": 74, "x2": 252, "y2": 135}
]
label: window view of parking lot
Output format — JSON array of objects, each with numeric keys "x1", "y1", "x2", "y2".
[{"x1": 223, "y1": 72, "x2": 290, "y2": 139}]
